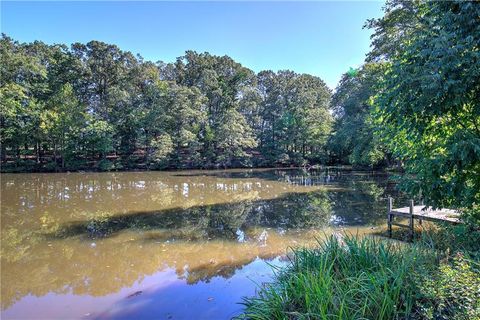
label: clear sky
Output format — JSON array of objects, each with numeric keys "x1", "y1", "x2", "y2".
[{"x1": 1, "y1": 1, "x2": 384, "y2": 89}]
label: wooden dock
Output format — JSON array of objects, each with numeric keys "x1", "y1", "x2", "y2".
[{"x1": 387, "y1": 197, "x2": 462, "y2": 239}]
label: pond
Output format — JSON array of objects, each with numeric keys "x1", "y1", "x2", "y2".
[{"x1": 1, "y1": 168, "x2": 404, "y2": 319}]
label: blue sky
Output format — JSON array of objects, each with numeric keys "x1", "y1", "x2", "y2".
[{"x1": 1, "y1": 1, "x2": 384, "y2": 89}]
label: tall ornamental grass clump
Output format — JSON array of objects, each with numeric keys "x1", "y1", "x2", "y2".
[{"x1": 240, "y1": 236, "x2": 436, "y2": 320}]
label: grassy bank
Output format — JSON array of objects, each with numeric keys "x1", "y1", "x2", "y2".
[{"x1": 240, "y1": 227, "x2": 480, "y2": 320}]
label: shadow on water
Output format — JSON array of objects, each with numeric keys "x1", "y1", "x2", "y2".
[
  {"x1": 45, "y1": 190, "x2": 334, "y2": 240},
  {"x1": 1, "y1": 168, "x2": 406, "y2": 315},
  {"x1": 44, "y1": 182, "x2": 393, "y2": 241}
]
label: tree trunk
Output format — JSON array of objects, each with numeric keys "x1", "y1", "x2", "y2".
[
  {"x1": 1, "y1": 143, "x2": 6, "y2": 163},
  {"x1": 15, "y1": 146, "x2": 20, "y2": 168},
  {"x1": 61, "y1": 129, "x2": 66, "y2": 169},
  {"x1": 144, "y1": 129, "x2": 149, "y2": 163},
  {"x1": 272, "y1": 116, "x2": 275, "y2": 151},
  {"x1": 61, "y1": 143, "x2": 65, "y2": 169},
  {"x1": 35, "y1": 141, "x2": 40, "y2": 164},
  {"x1": 53, "y1": 142, "x2": 58, "y2": 172},
  {"x1": 0, "y1": 116, "x2": 5, "y2": 163}
]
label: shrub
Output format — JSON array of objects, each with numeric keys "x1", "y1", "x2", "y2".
[
  {"x1": 415, "y1": 254, "x2": 480, "y2": 320},
  {"x1": 419, "y1": 224, "x2": 480, "y2": 260}
]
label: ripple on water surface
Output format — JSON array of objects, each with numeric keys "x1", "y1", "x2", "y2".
[{"x1": 1, "y1": 168, "x2": 405, "y2": 319}]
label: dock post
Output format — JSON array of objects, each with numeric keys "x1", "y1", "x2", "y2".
[
  {"x1": 409, "y1": 200, "x2": 414, "y2": 241},
  {"x1": 419, "y1": 199, "x2": 424, "y2": 225},
  {"x1": 387, "y1": 197, "x2": 393, "y2": 238}
]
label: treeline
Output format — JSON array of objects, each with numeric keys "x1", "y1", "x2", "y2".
[{"x1": 1, "y1": 35, "x2": 332, "y2": 171}]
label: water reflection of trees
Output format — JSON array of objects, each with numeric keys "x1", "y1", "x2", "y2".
[
  {"x1": 0, "y1": 171, "x2": 323, "y2": 225},
  {"x1": 1, "y1": 169, "x2": 404, "y2": 310},
  {"x1": 172, "y1": 167, "x2": 389, "y2": 187},
  {"x1": 1, "y1": 191, "x2": 332, "y2": 310},
  {"x1": 45, "y1": 190, "x2": 332, "y2": 240}
]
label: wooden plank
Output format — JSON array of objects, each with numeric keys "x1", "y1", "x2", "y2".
[
  {"x1": 412, "y1": 214, "x2": 461, "y2": 224},
  {"x1": 394, "y1": 206, "x2": 459, "y2": 215},
  {"x1": 391, "y1": 222, "x2": 410, "y2": 228},
  {"x1": 392, "y1": 205, "x2": 430, "y2": 214},
  {"x1": 391, "y1": 206, "x2": 461, "y2": 223}
]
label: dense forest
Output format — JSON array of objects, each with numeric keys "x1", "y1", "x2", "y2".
[
  {"x1": 1, "y1": 0, "x2": 479, "y2": 215},
  {"x1": 1, "y1": 36, "x2": 332, "y2": 171}
]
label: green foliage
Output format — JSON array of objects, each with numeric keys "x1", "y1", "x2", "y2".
[
  {"x1": 1, "y1": 35, "x2": 332, "y2": 171},
  {"x1": 419, "y1": 224, "x2": 480, "y2": 260},
  {"x1": 97, "y1": 159, "x2": 114, "y2": 171},
  {"x1": 216, "y1": 109, "x2": 257, "y2": 167},
  {"x1": 40, "y1": 83, "x2": 83, "y2": 169},
  {"x1": 82, "y1": 117, "x2": 114, "y2": 158},
  {"x1": 367, "y1": 1, "x2": 480, "y2": 212},
  {"x1": 328, "y1": 63, "x2": 389, "y2": 167},
  {"x1": 346, "y1": 67, "x2": 358, "y2": 78},
  {"x1": 149, "y1": 133, "x2": 174, "y2": 168},
  {"x1": 416, "y1": 254, "x2": 480, "y2": 320},
  {"x1": 256, "y1": 70, "x2": 332, "y2": 165},
  {"x1": 240, "y1": 230, "x2": 480, "y2": 320},
  {"x1": 240, "y1": 235, "x2": 435, "y2": 320}
]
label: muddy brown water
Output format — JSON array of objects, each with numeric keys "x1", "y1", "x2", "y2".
[{"x1": 1, "y1": 168, "x2": 404, "y2": 319}]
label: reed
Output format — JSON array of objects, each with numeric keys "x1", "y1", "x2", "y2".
[{"x1": 239, "y1": 235, "x2": 436, "y2": 320}]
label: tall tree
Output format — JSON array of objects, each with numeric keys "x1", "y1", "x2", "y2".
[
  {"x1": 173, "y1": 51, "x2": 259, "y2": 166},
  {"x1": 328, "y1": 63, "x2": 389, "y2": 167},
  {"x1": 1, "y1": 35, "x2": 47, "y2": 165},
  {"x1": 40, "y1": 83, "x2": 83, "y2": 170},
  {"x1": 163, "y1": 84, "x2": 207, "y2": 167},
  {"x1": 257, "y1": 70, "x2": 332, "y2": 165},
  {"x1": 368, "y1": 0, "x2": 480, "y2": 217}
]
